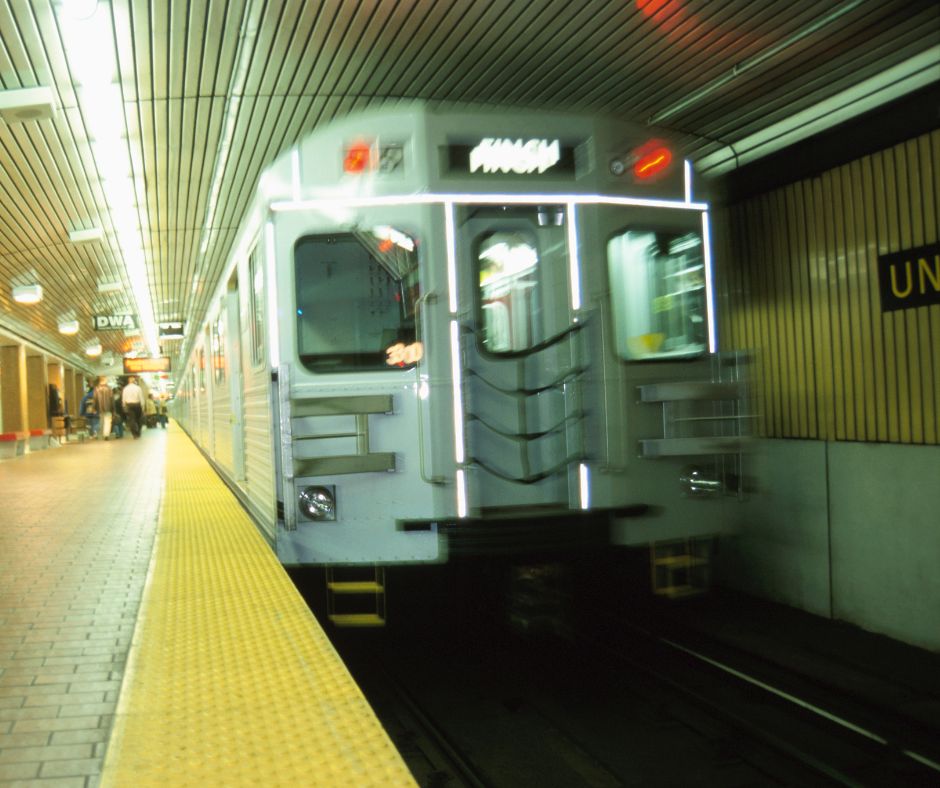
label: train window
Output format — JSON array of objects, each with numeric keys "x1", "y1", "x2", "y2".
[
  {"x1": 294, "y1": 229, "x2": 420, "y2": 372},
  {"x1": 607, "y1": 229, "x2": 706, "y2": 360},
  {"x1": 248, "y1": 246, "x2": 264, "y2": 367},
  {"x1": 211, "y1": 310, "x2": 226, "y2": 384},
  {"x1": 460, "y1": 204, "x2": 568, "y2": 354}
]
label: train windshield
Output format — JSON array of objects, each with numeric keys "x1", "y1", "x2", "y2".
[
  {"x1": 607, "y1": 229, "x2": 706, "y2": 360},
  {"x1": 294, "y1": 229, "x2": 420, "y2": 372},
  {"x1": 459, "y1": 204, "x2": 570, "y2": 354}
]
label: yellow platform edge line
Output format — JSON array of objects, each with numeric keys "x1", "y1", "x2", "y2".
[{"x1": 101, "y1": 423, "x2": 416, "y2": 787}]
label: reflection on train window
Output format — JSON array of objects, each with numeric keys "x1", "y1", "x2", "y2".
[
  {"x1": 607, "y1": 229, "x2": 706, "y2": 360},
  {"x1": 294, "y1": 229, "x2": 420, "y2": 372},
  {"x1": 248, "y1": 245, "x2": 264, "y2": 367},
  {"x1": 462, "y1": 205, "x2": 568, "y2": 354}
]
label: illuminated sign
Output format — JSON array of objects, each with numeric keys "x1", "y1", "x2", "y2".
[
  {"x1": 385, "y1": 341, "x2": 424, "y2": 367},
  {"x1": 447, "y1": 138, "x2": 576, "y2": 177},
  {"x1": 469, "y1": 138, "x2": 561, "y2": 175},
  {"x1": 878, "y1": 242, "x2": 940, "y2": 312},
  {"x1": 93, "y1": 314, "x2": 137, "y2": 331},
  {"x1": 123, "y1": 357, "x2": 172, "y2": 374}
]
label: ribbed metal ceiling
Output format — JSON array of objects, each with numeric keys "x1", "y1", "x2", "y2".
[{"x1": 0, "y1": 0, "x2": 937, "y2": 371}]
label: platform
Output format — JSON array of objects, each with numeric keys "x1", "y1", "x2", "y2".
[{"x1": 0, "y1": 425, "x2": 415, "y2": 786}]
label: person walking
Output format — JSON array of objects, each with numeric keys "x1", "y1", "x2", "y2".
[
  {"x1": 122, "y1": 375, "x2": 144, "y2": 439},
  {"x1": 80, "y1": 384, "x2": 98, "y2": 437},
  {"x1": 112, "y1": 384, "x2": 125, "y2": 438},
  {"x1": 93, "y1": 377, "x2": 115, "y2": 440}
]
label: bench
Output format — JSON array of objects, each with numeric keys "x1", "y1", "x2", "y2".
[
  {"x1": 29, "y1": 428, "x2": 53, "y2": 451},
  {"x1": 0, "y1": 431, "x2": 28, "y2": 459}
]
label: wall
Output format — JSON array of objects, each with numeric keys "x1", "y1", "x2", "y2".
[{"x1": 714, "y1": 129, "x2": 940, "y2": 651}]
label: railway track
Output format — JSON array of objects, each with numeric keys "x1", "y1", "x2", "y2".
[{"x1": 326, "y1": 576, "x2": 940, "y2": 787}]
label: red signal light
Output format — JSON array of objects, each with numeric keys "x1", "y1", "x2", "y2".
[
  {"x1": 632, "y1": 141, "x2": 673, "y2": 181},
  {"x1": 343, "y1": 141, "x2": 372, "y2": 173}
]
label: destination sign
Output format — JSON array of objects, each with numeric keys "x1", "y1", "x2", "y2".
[{"x1": 447, "y1": 138, "x2": 576, "y2": 177}]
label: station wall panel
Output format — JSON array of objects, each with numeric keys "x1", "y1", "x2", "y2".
[{"x1": 716, "y1": 129, "x2": 939, "y2": 445}]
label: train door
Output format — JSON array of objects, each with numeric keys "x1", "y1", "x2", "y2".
[
  {"x1": 225, "y1": 272, "x2": 246, "y2": 481},
  {"x1": 453, "y1": 202, "x2": 583, "y2": 512}
]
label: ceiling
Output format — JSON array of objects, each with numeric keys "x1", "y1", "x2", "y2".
[{"x1": 0, "y1": 0, "x2": 937, "y2": 375}]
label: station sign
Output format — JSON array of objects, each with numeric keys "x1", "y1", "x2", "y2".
[
  {"x1": 159, "y1": 320, "x2": 186, "y2": 339},
  {"x1": 93, "y1": 314, "x2": 138, "y2": 331},
  {"x1": 877, "y1": 242, "x2": 940, "y2": 312},
  {"x1": 124, "y1": 357, "x2": 172, "y2": 374}
]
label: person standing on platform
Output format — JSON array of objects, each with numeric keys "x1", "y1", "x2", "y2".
[
  {"x1": 80, "y1": 385, "x2": 98, "y2": 437},
  {"x1": 112, "y1": 383, "x2": 125, "y2": 438},
  {"x1": 122, "y1": 375, "x2": 144, "y2": 439},
  {"x1": 93, "y1": 377, "x2": 115, "y2": 440}
]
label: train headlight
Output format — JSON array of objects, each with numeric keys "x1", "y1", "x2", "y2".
[{"x1": 298, "y1": 486, "x2": 336, "y2": 521}]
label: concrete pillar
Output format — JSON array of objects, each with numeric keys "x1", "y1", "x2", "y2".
[
  {"x1": 47, "y1": 361, "x2": 64, "y2": 416},
  {"x1": 63, "y1": 367, "x2": 75, "y2": 415},
  {"x1": 0, "y1": 344, "x2": 28, "y2": 433},
  {"x1": 26, "y1": 354, "x2": 48, "y2": 430}
]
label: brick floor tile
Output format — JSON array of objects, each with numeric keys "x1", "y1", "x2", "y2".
[
  {"x1": 10, "y1": 716, "x2": 102, "y2": 734},
  {"x1": 0, "y1": 744, "x2": 92, "y2": 764},
  {"x1": 48, "y1": 729, "x2": 106, "y2": 746},
  {"x1": 39, "y1": 757, "x2": 101, "y2": 778},
  {"x1": 0, "y1": 760, "x2": 40, "y2": 780}
]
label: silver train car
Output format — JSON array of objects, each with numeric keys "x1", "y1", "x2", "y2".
[{"x1": 174, "y1": 103, "x2": 748, "y2": 605}]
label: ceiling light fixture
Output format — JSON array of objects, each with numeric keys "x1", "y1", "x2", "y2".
[
  {"x1": 58, "y1": 319, "x2": 80, "y2": 335},
  {"x1": 85, "y1": 342, "x2": 103, "y2": 357},
  {"x1": 12, "y1": 284, "x2": 43, "y2": 304},
  {"x1": 68, "y1": 227, "x2": 103, "y2": 243},
  {"x1": 0, "y1": 87, "x2": 56, "y2": 123}
]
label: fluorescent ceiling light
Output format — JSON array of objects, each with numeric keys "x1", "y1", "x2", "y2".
[
  {"x1": 695, "y1": 47, "x2": 940, "y2": 176},
  {"x1": 97, "y1": 280, "x2": 123, "y2": 293},
  {"x1": 60, "y1": 0, "x2": 98, "y2": 20},
  {"x1": 12, "y1": 284, "x2": 43, "y2": 304},
  {"x1": 0, "y1": 87, "x2": 56, "y2": 123},
  {"x1": 58, "y1": 319, "x2": 80, "y2": 335},
  {"x1": 68, "y1": 227, "x2": 103, "y2": 243}
]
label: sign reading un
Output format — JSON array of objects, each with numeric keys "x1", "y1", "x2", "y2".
[
  {"x1": 877, "y1": 242, "x2": 940, "y2": 312},
  {"x1": 93, "y1": 314, "x2": 138, "y2": 331}
]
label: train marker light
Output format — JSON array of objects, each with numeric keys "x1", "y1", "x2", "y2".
[
  {"x1": 299, "y1": 486, "x2": 336, "y2": 521},
  {"x1": 343, "y1": 141, "x2": 373, "y2": 174},
  {"x1": 632, "y1": 140, "x2": 673, "y2": 181}
]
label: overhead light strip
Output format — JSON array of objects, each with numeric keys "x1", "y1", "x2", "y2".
[{"x1": 59, "y1": 2, "x2": 159, "y2": 355}]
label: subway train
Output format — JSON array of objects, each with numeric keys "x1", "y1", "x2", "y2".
[{"x1": 173, "y1": 103, "x2": 749, "y2": 614}]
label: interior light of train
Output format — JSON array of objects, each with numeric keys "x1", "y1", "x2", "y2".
[
  {"x1": 271, "y1": 193, "x2": 709, "y2": 213},
  {"x1": 684, "y1": 159, "x2": 693, "y2": 202},
  {"x1": 469, "y1": 138, "x2": 561, "y2": 175},
  {"x1": 633, "y1": 141, "x2": 673, "y2": 180},
  {"x1": 456, "y1": 469, "x2": 468, "y2": 519},
  {"x1": 479, "y1": 241, "x2": 538, "y2": 276},
  {"x1": 701, "y1": 212, "x2": 717, "y2": 353},
  {"x1": 385, "y1": 341, "x2": 424, "y2": 367},
  {"x1": 579, "y1": 463, "x2": 590, "y2": 510},
  {"x1": 343, "y1": 141, "x2": 374, "y2": 173},
  {"x1": 449, "y1": 320, "x2": 465, "y2": 465},
  {"x1": 566, "y1": 203, "x2": 582, "y2": 311},
  {"x1": 444, "y1": 201, "x2": 459, "y2": 313}
]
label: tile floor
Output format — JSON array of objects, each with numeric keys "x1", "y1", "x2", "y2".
[{"x1": 0, "y1": 431, "x2": 165, "y2": 786}]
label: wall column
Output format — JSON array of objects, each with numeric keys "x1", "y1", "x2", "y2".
[
  {"x1": 0, "y1": 343, "x2": 28, "y2": 433},
  {"x1": 63, "y1": 367, "x2": 75, "y2": 415},
  {"x1": 26, "y1": 354, "x2": 49, "y2": 430}
]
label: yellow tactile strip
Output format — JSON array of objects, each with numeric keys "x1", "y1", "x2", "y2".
[{"x1": 101, "y1": 426, "x2": 416, "y2": 787}]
